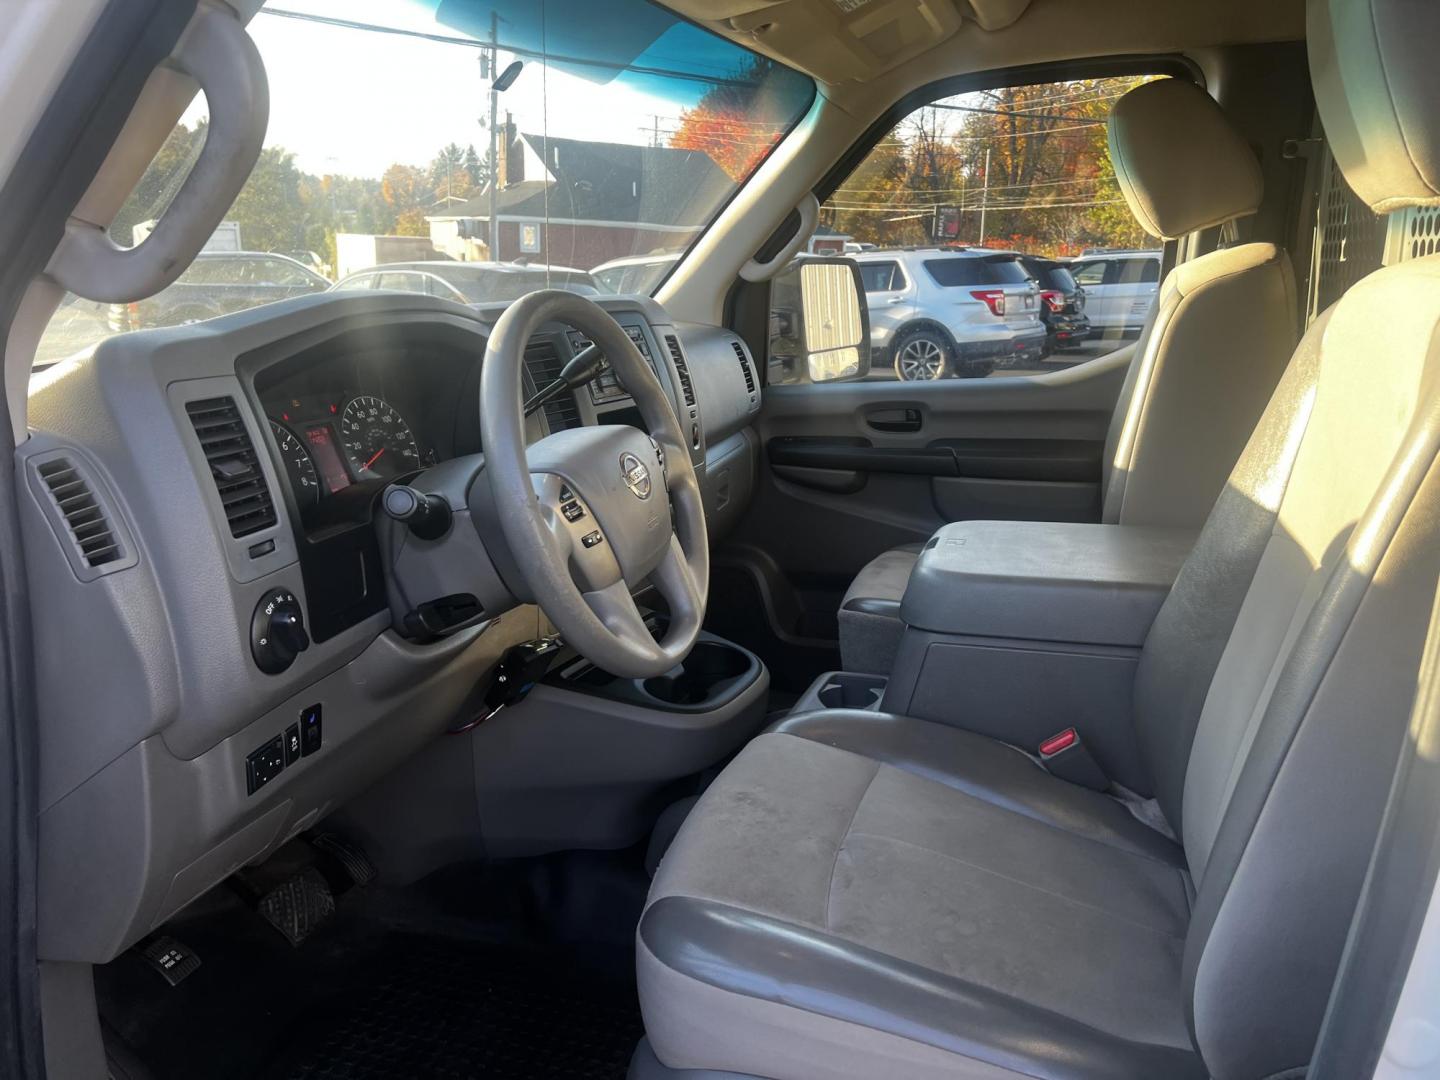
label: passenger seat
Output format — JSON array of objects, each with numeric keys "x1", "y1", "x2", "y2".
[{"x1": 839, "y1": 78, "x2": 1298, "y2": 674}]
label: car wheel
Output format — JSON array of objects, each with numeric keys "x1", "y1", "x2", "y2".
[{"x1": 893, "y1": 331, "x2": 949, "y2": 381}]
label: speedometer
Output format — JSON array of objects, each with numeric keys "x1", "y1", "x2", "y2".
[
  {"x1": 339, "y1": 395, "x2": 420, "y2": 479},
  {"x1": 269, "y1": 420, "x2": 321, "y2": 509}
]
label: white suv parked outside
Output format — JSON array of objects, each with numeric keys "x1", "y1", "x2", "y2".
[
  {"x1": 1066, "y1": 250, "x2": 1162, "y2": 337},
  {"x1": 854, "y1": 248, "x2": 1046, "y2": 380}
]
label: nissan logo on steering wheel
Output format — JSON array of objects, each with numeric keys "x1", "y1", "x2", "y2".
[{"x1": 620, "y1": 451, "x2": 652, "y2": 500}]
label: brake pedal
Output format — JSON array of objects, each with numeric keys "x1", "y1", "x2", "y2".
[{"x1": 255, "y1": 866, "x2": 335, "y2": 947}]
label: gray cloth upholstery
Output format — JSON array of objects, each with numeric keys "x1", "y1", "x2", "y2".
[
  {"x1": 641, "y1": 712, "x2": 1202, "y2": 1080},
  {"x1": 837, "y1": 543, "x2": 922, "y2": 674},
  {"x1": 1108, "y1": 78, "x2": 1263, "y2": 240}
]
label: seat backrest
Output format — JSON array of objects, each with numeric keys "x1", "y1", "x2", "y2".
[
  {"x1": 1132, "y1": 3, "x2": 1440, "y2": 1073},
  {"x1": 1100, "y1": 78, "x2": 1298, "y2": 528}
]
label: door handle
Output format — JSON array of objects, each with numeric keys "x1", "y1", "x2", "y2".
[
  {"x1": 887, "y1": 296, "x2": 906, "y2": 304},
  {"x1": 866, "y1": 408, "x2": 923, "y2": 433}
]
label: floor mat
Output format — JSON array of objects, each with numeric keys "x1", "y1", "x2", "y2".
[
  {"x1": 262, "y1": 936, "x2": 641, "y2": 1080},
  {"x1": 98, "y1": 850, "x2": 650, "y2": 1080}
]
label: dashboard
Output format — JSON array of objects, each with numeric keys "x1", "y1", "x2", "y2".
[{"x1": 22, "y1": 288, "x2": 762, "y2": 965}]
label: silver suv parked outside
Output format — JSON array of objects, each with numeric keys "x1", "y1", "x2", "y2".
[{"x1": 854, "y1": 248, "x2": 1046, "y2": 380}]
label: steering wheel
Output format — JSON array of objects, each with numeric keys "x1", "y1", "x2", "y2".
[{"x1": 480, "y1": 290, "x2": 709, "y2": 679}]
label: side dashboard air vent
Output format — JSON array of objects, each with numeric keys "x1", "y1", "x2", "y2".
[
  {"x1": 730, "y1": 339, "x2": 757, "y2": 394},
  {"x1": 185, "y1": 396, "x2": 277, "y2": 538},
  {"x1": 36, "y1": 458, "x2": 122, "y2": 568},
  {"x1": 663, "y1": 335, "x2": 696, "y2": 407},
  {"x1": 524, "y1": 337, "x2": 582, "y2": 431}
]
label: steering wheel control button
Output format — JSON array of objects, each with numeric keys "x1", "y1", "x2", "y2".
[
  {"x1": 300, "y1": 704, "x2": 323, "y2": 757},
  {"x1": 250, "y1": 588, "x2": 310, "y2": 675},
  {"x1": 562, "y1": 500, "x2": 586, "y2": 522},
  {"x1": 246, "y1": 736, "x2": 286, "y2": 795},
  {"x1": 284, "y1": 723, "x2": 301, "y2": 766},
  {"x1": 581, "y1": 530, "x2": 605, "y2": 549},
  {"x1": 559, "y1": 483, "x2": 575, "y2": 501}
]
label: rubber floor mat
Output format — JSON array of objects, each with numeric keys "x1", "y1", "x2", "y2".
[{"x1": 260, "y1": 935, "x2": 642, "y2": 1080}]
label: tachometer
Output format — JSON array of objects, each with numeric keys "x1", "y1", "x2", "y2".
[
  {"x1": 339, "y1": 395, "x2": 420, "y2": 479},
  {"x1": 269, "y1": 420, "x2": 321, "y2": 509}
]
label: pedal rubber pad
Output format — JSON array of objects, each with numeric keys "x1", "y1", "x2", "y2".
[
  {"x1": 256, "y1": 866, "x2": 335, "y2": 947},
  {"x1": 310, "y1": 832, "x2": 377, "y2": 888},
  {"x1": 138, "y1": 936, "x2": 201, "y2": 986}
]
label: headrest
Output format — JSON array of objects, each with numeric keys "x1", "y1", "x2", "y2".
[
  {"x1": 1108, "y1": 79, "x2": 1263, "y2": 240},
  {"x1": 1309, "y1": 0, "x2": 1440, "y2": 213}
]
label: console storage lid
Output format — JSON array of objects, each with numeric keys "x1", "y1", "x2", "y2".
[{"x1": 901, "y1": 521, "x2": 1196, "y2": 647}]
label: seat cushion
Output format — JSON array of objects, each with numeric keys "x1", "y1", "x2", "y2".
[
  {"x1": 838, "y1": 543, "x2": 923, "y2": 674},
  {"x1": 639, "y1": 711, "x2": 1203, "y2": 1080}
]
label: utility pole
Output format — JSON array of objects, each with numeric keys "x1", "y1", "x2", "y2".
[
  {"x1": 487, "y1": 11, "x2": 500, "y2": 262},
  {"x1": 978, "y1": 147, "x2": 990, "y2": 247}
]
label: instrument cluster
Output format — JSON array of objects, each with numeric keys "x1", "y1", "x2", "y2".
[{"x1": 267, "y1": 393, "x2": 430, "y2": 512}]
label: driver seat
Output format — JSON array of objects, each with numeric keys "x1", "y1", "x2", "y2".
[{"x1": 632, "y1": 4, "x2": 1440, "y2": 1077}]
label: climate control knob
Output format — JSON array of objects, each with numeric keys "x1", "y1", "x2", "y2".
[{"x1": 251, "y1": 587, "x2": 310, "y2": 675}]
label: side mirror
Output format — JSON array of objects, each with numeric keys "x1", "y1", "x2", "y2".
[{"x1": 767, "y1": 257, "x2": 871, "y2": 385}]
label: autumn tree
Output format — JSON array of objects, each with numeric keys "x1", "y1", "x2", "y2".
[
  {"x1": 381, "y1": 163, "x2": 434, "y2": 236},
  {"x1": 670, "y1": 57, "x2": 808, "y2": 181},
  {"x1": 823, "y1": 75, "x2": 1158, "y2": 255}
]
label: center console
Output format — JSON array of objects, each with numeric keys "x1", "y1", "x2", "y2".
[{"x1": 795, "y1": 520, "x2": 1195, "y2": 791}]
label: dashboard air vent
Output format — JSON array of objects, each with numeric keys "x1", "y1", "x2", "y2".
[
  {"x1": 663, "y1": 335, "x2": 696, "y2": 407},
  {"x1": 36, "y1": 458, "x2": 121, "y2": 568},
  {"x1": 730, "y1": 339, "x2": 756, "y2": 394},
  {"x1": 524, "y1": 337, "x2": 582, "y2": 431},
  {"x1": 185, "y1": 396, "x2": 277, "y2": 538}
]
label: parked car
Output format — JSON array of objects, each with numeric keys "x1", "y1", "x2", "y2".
[
  {"x1": 854, "y1": 248, "x2": 1046, "y2": 379},
  {"x1": 331, "y1": 260, "x2": 600, "y2": 303},
  {"x1": 107, "y1": 251, "x2": 331, "y2": 332},
  {"x1": 1065, "y1": 249, "x2": 1161, "y2": 336},
  {"x1": 590, "y1": 252, "x2": 682, "y2": 295},
  {"x1": 1015, "y1": 255, "x2": 1091, "y2": 354}
]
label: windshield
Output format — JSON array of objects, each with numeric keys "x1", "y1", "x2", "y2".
[{"x1": 35, "y1": 0, "x2": 814, "y2": 367}]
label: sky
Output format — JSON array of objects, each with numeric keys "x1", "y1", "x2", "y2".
[{"x1": 179, "y1": 0, "x2": 760, "y2": 180}]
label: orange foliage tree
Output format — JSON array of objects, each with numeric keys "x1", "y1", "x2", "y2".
[{"x1": 669, "y1": 58, "x2": 790, "y2": 182}]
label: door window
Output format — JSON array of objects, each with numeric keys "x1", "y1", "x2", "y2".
[
  {"x1": 799, "y1": 73, "x2": 1172, "y2": 383},
  {"x1": 859, "y1": 261, "x2": 904, "y2": 292}
]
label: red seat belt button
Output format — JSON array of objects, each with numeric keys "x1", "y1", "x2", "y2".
[{"x1": 1040, "y1": 728, "x2": 1078, "y2": 757}]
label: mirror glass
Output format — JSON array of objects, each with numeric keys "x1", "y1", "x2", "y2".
[{"x1": 768, "y1": 257, "x2": 870, "y2": 384}]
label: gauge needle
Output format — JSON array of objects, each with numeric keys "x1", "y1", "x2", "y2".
[{"x1": 362, "y1": 447, "x2": 386, "y2": 470}]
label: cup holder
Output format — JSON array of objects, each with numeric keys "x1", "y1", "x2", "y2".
[
  {"x1": 643, "y1": 642, "x2": 754, "y2": 707},
  {"x1": 816, "y1": 673, "x2": 887, "y2": 710}
]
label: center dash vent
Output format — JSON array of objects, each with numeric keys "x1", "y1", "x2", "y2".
[
  {"x1": 663, "y1": 335, "x2": 696, "y2": 407},
  {"x1": 185, "y1": 396, "x2": 277, "y2": 538},
  {"x1": 730, "y1": 339, "x2": 756, "y2": 394},
  {"x1": 524, "y1": 337, "x2": 581, "y2": 431},
  {"x1": 36, "y1": 458, "x2": 122, "y2": 569}
]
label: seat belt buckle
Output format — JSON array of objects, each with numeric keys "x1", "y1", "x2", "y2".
[{"x1": 1038, "y1": 728, "x2": 1109, "y2": 792}]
